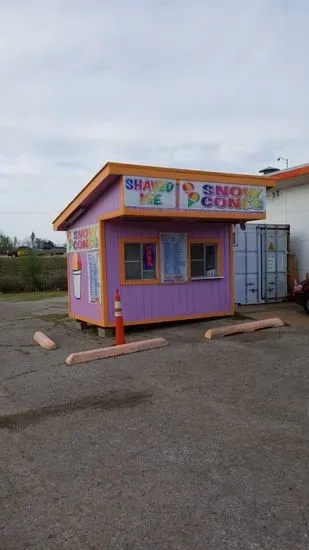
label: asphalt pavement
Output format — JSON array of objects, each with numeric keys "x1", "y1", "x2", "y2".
[{"x1": 1, "y1": 297, "x2": 309, "y2": 549}]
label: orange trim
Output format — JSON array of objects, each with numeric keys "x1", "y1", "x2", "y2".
[
  {"x1": 119, "y1": 238, "x2": 160, "y2": 286},
  {"x1": 122, "y1": 207, "x2": 266, "y2": 221},
  {"x1": 54, "y1": 161, "x2": 274, "y2": 230},
  {"x1": 112, "y1": 162, "x2": 274, "y2": 186},
  {"x1": 120, "y1": 279, "x2": 161, "y2": 286},
  {"x1": 53, "y1": 163, "x2": 111, "y2": 230},
  {"x1": 99, "y1": 209, "x2": 124, "y2": 221},
  {"x1": 188, "y1": 238, "x2": 223, "y2": 278},
  {"x1": 102, "y1": 310, "x2": 234, "y2": 327},
  {"x1": 99, "y1": 220, "x2": 108, "y2": 324},
  {"x1": 229, "y1": 225, "x2": 235, "y2": 314},
  {"x1": 274, "y1": 165, "x2": 309, "y2": 181},
  {"x1": 158, "y1": 280, "x2": 189, "y2": 285}
]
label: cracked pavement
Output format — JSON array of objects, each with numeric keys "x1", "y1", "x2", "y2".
[{"x1": 1, "y1": 297, "x2": 309, "y2": 549}]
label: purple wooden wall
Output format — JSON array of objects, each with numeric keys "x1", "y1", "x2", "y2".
[
  {"x1": 68, "y1": 181, "x2": 120, "y2": 321},
  {"x1": 68, "y1": 250, "x2": 102, "y2": 321},
  {"x1": 104, "y1": 220, "x2": 231, "y2": 324},
  {"x1": 76, "y1": 180, "x2": 121, "y2": 225}
]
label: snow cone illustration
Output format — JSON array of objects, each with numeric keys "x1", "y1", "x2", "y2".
[
  {"x1": 182, "y1": 182, "x2": 200, "y2": 207},
  {"x1": 72, "y1": 252, "x2": 82, "y2": 299}
]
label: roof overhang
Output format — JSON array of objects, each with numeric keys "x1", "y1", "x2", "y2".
[
  {"x1": 53, "y1": 161, "x2": 275, "y2": 231},
  {"x1": 269, "y1": 163, "x2": 309, "y2": 190},
  {"x1": 99, "y1": 210, "x2": 266, "y2": 224}
]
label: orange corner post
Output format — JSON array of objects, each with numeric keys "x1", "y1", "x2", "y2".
[{"x1": 114, "y1": 289, "x2": 125, "y2": 345}]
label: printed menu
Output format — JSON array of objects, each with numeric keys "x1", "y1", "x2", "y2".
[
  {"x1": 87, "y1": 251, "x2": 101, "y2": 304},
  {"x1": 160, "y1": 233, "x2": 188, "y2": 282}
]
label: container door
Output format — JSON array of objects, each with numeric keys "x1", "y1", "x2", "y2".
[
  {"x1": 260, "y1": 226, "x2": 288, "y2": 302},
  {"x1": 234, "y1": 225, "x2": 260, "y2": 304}
]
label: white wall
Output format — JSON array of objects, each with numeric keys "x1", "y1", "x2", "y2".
[{"x1": 265, "y1": 185, "x2": 309, "y2": 281}]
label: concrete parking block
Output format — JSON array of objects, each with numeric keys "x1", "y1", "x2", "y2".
[
  {"x1": 204, "y1": 317, "x2": 284, "y2": 339},
  {"x1": 65, "y1": 337, "x2": 168, "y2": 365},
  {"x1": 33, "y1": 331, "x2": 57, "y2": 350}
]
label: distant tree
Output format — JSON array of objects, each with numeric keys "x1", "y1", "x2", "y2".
[
  {"x1": 34, "y1": 237, "x2": 43, "y2": 249},
  {"x1": 13, "y1": 236, "x2": 19, "y2": 249},
  {"x1": 21, "y1": 237, "x2": 31, "y2": 247},
  {"x1": 0, "y1": 233, "x2": 13, "y2": 254},
  {"x1": 30, "y1": 231, "x2": 36, "y2": 248}
]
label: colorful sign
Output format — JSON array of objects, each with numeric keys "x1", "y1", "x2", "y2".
[
  {"x1": 124, "y1": 176, "x2": 176, "y2": 209},
  {"x1": 143, "y1": 244, "x2": 156, "y2": 271},
  {"x1": 87, "y1": 251, "x2": 101, "y2": 304},
  {"x1": 72, "y1": 252, "x2": 82, "y2": 299},
  {"x1": 67, "y1": 224, "x2": 98, "y2": 252},
  {"x1": 160, "y1": 233, "x2": 188, "y2": 282},
  {"x1": 179, "y1": 181, "x2": 266, "y2": 213}
]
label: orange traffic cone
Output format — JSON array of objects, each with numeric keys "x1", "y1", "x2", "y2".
[{"x1": 114, "y1": 289, "x2": 125, "y2": 345}]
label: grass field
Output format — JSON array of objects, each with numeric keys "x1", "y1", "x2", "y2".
[
  {"x1": 0, "y1": 291, "x2": 67, "y2": 302},
  {"x1": 0, "y1": 255, "x2": 67, "y2": 293}
]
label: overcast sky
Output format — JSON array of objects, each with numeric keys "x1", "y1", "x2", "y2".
[{"x1": 0, "y1": 0, "x2": 308, "y2": 242}]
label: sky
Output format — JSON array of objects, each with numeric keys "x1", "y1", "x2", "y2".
[{"x1": 0, "y1": 0, "x2": 309, "y2": 243}]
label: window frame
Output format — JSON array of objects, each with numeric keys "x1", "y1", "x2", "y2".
[
  {"x1": 188, "y1": 238, "x2": 223, "y2": 280},
  {"x1": 120, "y1": 238, "x2": 160, "y2": 285}
]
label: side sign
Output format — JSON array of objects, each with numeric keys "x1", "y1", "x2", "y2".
[{"x1": 67, "y1": 224, "x2": 99, "y2": 252}]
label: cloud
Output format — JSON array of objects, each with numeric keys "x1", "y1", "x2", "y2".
[
  {"x1": 0, "y1": 0, "x2": 308, "y2": 239},
  {"x1": 0, "y1": 154, "x2": 42, "y2": 177}
]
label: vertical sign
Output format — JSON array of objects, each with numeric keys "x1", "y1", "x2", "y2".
[
  {"x1": 87, "y1": 251, "x2": 101, "y2": 304},
  {"x1": 160, "y1": 233, "x2": 188, "y2": 282}
]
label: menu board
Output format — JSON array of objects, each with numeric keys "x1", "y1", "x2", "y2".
[
  {"x1": 160, "y1": 233, "x2": 188, "y2": 282},
  {"x1": 87, "y1": 251, "x2": 101, "y2": 304}
]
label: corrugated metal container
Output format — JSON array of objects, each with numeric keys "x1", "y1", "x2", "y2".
[{"x1": 234, "y1": 224, "x2": 289, "y2": 305}]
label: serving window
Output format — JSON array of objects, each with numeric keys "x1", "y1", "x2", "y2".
[
  {"x1": 120, "y1": 240, "x2": 159, "y2": 284},
  {"x1": 189, "y1": 240, "x2": 223, "y2": 279},
  {"x1": 120, "y1": 235, "x2": 223, "y2": 285}
]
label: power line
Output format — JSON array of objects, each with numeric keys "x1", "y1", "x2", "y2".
[{"x1": 0, "y1": 211, "x2": 59, "y2": 214}]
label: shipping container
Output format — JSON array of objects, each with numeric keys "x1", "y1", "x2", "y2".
[{"x1": 234, "y1": 224, "x2": 289, "y2": 305}]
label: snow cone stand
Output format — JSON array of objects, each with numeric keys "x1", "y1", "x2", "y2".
[{"x1": 53, "y1": 162, "x2": 275, "y2": 329}]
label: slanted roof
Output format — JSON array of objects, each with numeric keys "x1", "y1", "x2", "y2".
[
  {"x1": 268, "y1": 163, "x2": 309, "y2": 190},
  {"x1": 53, "y1": 161, "x2": 276, "y2": 231}
]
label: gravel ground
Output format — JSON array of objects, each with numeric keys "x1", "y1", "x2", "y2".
[{"x1": 1, "y1": 298, "x2": 309, "y2": 549}]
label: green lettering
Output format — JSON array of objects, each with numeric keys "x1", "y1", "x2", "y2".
[{"x1": 154, "y1": 194, "x2": 162, "y2": 206}]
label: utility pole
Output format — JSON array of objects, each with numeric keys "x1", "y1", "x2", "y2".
[{"x1": 277, "y1": 156, "x2": 288, "y2": 169}]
